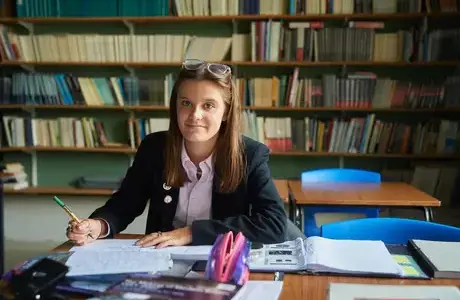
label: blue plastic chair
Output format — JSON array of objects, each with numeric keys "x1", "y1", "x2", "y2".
[
  {"x1": 321, "y1": 217, "x2": 460, "y2": 244},
  {"x1": 301, "y1": 168, "x2": 380, "y2": 237}
]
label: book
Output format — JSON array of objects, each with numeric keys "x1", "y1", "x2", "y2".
[
  {"x1": 249, "y1": 236, "x2": 406, "y2": 277},
  {"x1": 327, "y1": 283, "x2": 460, "y2": 300},
  {"x1": 408, "y1": 239, "x2": 460, "y2": 279},
  {"x1": 88, "y1": 275, "x2": 245, "y2": 300}
]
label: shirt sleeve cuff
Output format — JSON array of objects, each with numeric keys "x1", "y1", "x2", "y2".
[{"x1": 95, "y1": 218, "x2": 110, "y2": 239}]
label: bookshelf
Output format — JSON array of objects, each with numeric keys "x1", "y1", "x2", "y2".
[{"x1": 1, "y1": 0, "x2": 460, "y2": 195}]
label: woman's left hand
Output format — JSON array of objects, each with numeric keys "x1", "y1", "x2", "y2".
[{"x1": 135, "y1": 227, "x2": 192, "y2": 248}]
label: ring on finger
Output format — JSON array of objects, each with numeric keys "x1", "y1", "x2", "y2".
[{"x1": 156, "y1": 231, "x2": 163, "y2": 237}]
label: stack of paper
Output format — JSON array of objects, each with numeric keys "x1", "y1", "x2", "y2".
[
  {"x1": 70, "y1": 239, "x2": 212, "y2": 261},
  {"x1": 66, "y1": 239, "x2": 213, "y2": 276},
  {"x1": 65, "y1": 251, "x2": 172, "y2": 276}
]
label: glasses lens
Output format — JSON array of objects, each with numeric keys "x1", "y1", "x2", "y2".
[
  {"x1": 208, "y1": 63, "x2": 230, "y2": 75},
  {"x1": 183, "y1": 59, "x2": 204, "y2": 70}
]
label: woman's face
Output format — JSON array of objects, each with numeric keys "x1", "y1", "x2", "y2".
[{"x1": 176, "y1": 79, "x2": 227, "y2": 144}]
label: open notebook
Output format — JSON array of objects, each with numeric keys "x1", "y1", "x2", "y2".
[{"x1": 249, "y1": 236, "x2": 405, "y2": 277}]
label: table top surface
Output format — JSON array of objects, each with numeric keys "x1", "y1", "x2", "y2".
[
  {"x1": 52, "y1": 234, "x2": 460, "y2": 300},
  {"x1": 273, "y1": 179, "x2": 289, "y2": 203},
  {"x1": 288, "y1": 180, "x2": 441, "y2": 207}
]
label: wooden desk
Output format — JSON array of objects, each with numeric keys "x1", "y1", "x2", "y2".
[
  {"x1": 273, "y1": 179, "x2": 289, "y2": 203},
  {"x1": 278, "y1": 274, "x2": 460, "y2": 300},
  {"x1": 288, "y1": 180, "x2": 440, "y2": 222},
  {"x1": 49, "y1": 234, "x2": 460, "y2": 300}
]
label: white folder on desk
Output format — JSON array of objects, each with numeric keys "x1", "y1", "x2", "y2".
[{"x1": 249, "y1": 236, "x2": 404, "y2": 277}]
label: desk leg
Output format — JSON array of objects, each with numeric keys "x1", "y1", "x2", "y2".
[
  {"x1": 295, "y1": 206, "x2": 303, "y2": 232},
  {"x1": 274, "y1": 271, "x2": 284, "y2": 281},
  {"x1": 423, "y1": 207, "x2": 434, "y2": 222}
]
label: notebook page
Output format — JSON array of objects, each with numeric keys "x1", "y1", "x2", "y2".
[
  {"x1": 306, "y1": 237, "x2": 404, "y2": 275},
  {"x1": 65, "y1": 251, "x2": 172, "y2": 276},
  {"x1": 412, "y1": 240, "x2": 460, "y2": 272}
]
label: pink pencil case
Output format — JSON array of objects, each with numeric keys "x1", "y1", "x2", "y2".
[{"x1": 205, "y1": 231, "x2": 250, "y2": 286}]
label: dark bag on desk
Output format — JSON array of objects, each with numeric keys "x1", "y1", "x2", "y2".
[{"x1": 10, "y1": 258, "x2": 69, "y2": 300}]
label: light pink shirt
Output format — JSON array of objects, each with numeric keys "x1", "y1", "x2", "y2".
[
  {"x1": 99, "y1": 142, "x2": 214, "y2": 238},
  {"x1": 172, "y1": 142, "x2": 214, "y2": 229}
]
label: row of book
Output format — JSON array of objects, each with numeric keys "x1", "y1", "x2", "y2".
[
  {"x1": 14, "y1": 0, "x2": 170, "y2": 17},
  {"x1": 250, "y1": 21, "x2": 460, "y2": 62},
  {"x1": 240, "y1": 68, "x2": 460, "y2": 109},
  {"x1": 2, "y1": 25, "x2": 460, "y2": 63},
  {"x1": 129, "y1": 117, "x2": 169, "y2": 149},
  {"x1": 289, "y1": 0, "x2": 425, "y2": 14},
  {"x1": 4, "y1": 0, "x2": 458, "y2": 18},
  {"x1": 0, "y1": 29, "x2": 232, "y2": 63},
  {"x1": 0, "y1": 115, "x2": 170, "y2": 149},
  {"x1": 0, "y1": 73, "x2": 174, "y2": 107},
  {"x1": 1, "y1": 116, "x2": 119, "y2": 149},
  {"x1": 1, "y1": 72, "x2": 458, "y2": 109},
  {"x1": 242, "y1": 112, "x2": 460, "y2": 154},
  {"x1": 2, "y1": 114, "x2": 459, "y2": 156}
]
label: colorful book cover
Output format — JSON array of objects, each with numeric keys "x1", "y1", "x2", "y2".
[{"x1": 95, "y1": 275, "x2": 244, "y2": 300}]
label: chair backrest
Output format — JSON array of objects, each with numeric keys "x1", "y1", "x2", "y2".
[
  {"x1": 301, "y1": 168, "x2": 381, "y2": 184},
  {"x1": 321, "y1": 218, "x2": 460, "y2": 244}
]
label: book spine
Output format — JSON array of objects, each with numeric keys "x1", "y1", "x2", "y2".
[{"x1": 407, "y1": 240, "x2": 438, "y2": 278}]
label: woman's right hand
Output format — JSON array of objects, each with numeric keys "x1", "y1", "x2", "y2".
[{"x1": 66, "y1": 219, "x2": 105, "y2": 246}]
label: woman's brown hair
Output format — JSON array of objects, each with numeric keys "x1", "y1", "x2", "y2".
[{"x1": 163, "y1": 62, "x2": 246, "y2": 193}]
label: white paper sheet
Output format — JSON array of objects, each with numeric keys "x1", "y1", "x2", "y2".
[
  {"x1": 70, "y1": 239, "x2": 149, "y2": 252},
  {"x1": 306, "y1": 236, "x2": 404, "y2": 276},
  {"x1": 329, "y1": 283, "x2": 460, "y2": 300},
  {"x1": 65, "y1": 251, "x2": 172, "y2": 276},
  {"x1": 70, "y1": 239, "x2": 212, "y2": 261},
  {"x1": 235, "y1": 281, "x2": 284, "y2": 300}
]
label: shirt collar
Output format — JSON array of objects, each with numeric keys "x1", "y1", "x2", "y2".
[{"x1": 181, "y1": 139, "x2": 214, "y2": 182}]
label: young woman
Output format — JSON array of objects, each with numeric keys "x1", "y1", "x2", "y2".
[{"x1": 66, "y1": 59, "x2": 297, "y2": 248}]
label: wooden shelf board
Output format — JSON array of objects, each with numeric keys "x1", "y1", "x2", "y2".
[
  {"x1": 270, "y1": 151, "x2": 460, "y2": 159},
  {"x1": 1, "y1": 13, "x2": 459, "y2": 24},
  {"x1": 4, "y1": 186, "x2": 113, "y2": 196},
  {"x1": 2, "y1": 61, "x2": 460, "y2": 68},
  {"x1": 0, "y1": 104, "x2": 170, "y2": 111},
  {"x1": 0, "y1": 146, "x2": 135, "y2": 153},
  {"x1": 1, "y1": 104, "x2": 460, "y2": 112},
  {"x1": 1, "y1": 147, "x2": 458, "y2": 158},
  {"x1": 0, "y1": 147, "x2": 27, "y2": 152},
  {"x1": 243, "y1": 106, "x2": 460, "y2": 112},
  {"x1": 0, "y1": 61, "x2": 182, "y2": 67}
]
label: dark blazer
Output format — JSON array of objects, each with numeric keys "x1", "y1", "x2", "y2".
[{"x1": 89, "y1": 131, "x2": 287, "y2": 245}]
